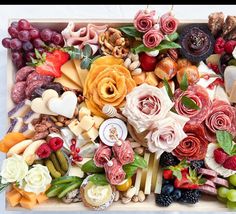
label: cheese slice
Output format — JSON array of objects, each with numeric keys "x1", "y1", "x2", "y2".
[
  {"x1": 69, "y1": 165, "x2": 84, "y2": 178},
  {"x1": 151, "y1": 153, "x2": 159, "y2": 192},
  {"x1": 144, "y1": 153, "x2": 154, "y2": 194},
  {"x1": 134, "y1": 168, "x2": 143, "y2": 195},
  {"x1": 73, "y1": 59, "x2": 88, "y2": 88},
  {"x1": 60, "y1": 60, "x2": 82, "y2": 87},
  {"x1": 154, "y1": 168, "x2": 163, "y2": 194},
  {"x1": 54, "y1": 74, "x2": 82, "y2": 90},
  {"x1": 140, "y1": 152, "x2": 150, "y2": 192}
]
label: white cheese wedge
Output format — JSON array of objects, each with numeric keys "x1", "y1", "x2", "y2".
[
  {"x1": 214, "y1": 85, "x2": 230, "y2": 104},
  {"x1": 224, "y1": 66, "x2": 236, "y2": 94},
  {"x1": 73, "y1": 58, "x2": 88, "y2": 88},
  {"x1": 144, "y1": 153, "x2": 154, "y2": 194},
  {"x1": 82, "y1": 127, "x2": 99, "y2": 141},
  {"x1": 60, "y1": 127, "x2": 75, "y2": 151},
  {"x1": 54, "y1": 74, "x2": 82, "y2": 90},
  {"x1": 140, "y1": 152, "x2": 150, "y2": 192},
  {"x1": 154, "y1": 168, "x2": 163, "y2": 194},
  {"x1": 76, "y1": 134, "x2": 90, "y2": 148},
  {"x1": 134, "y1": 168, "x2": 143, "y2": 195},
  {"x1": 68, "y1": 165, "x2": 84, "y2": 178},
  {"x1": 79, "y1": 142, "x2": 99, "y2": 158},
  {"x1": 68, "y1": 119, "x2": 84, "y2": 136},
  {"x1": 80, "y1": 115, "x2": 95, "y2": 131},
  {"x1": 93, "y1": 116, "x2": 104, "y2": 129},
  {"x1": 79, "y1": 106, "x2": 91, "y2": 121}
]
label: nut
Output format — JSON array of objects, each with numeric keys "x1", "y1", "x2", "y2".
[
  {"x1": 64, "y1": 120, "x2": 72, "y2": 126},
  {"x1": 55, "y1": 122, "x2": 64, "y2": 127},
  {"x1": 124, "y1": 58, "x2": 132, "y2": 68},
  {"x1": 131, "y1": 53, "x2": 139, "y2": 61},
  {"x1": 57, "y1": 115, "x2": 65, "y2": 123},
  {"x1": 131, "y1": 195, "x2": 139, "y2": 203},
  {"x1": 115, "y1": 37, "x2": 125, "y2": 46},
  {"x1": 134, "y1": 147, "x2": 144, "y2": 155},
  {"x1": 129, "y1": 61, "x2": 140, "y2": 71},
  {"x1": 49, "y1": 116, "x2": 58, "y2": 123},
  {"x1": 104, "y1": 39, "x2": 114, "y2": 51},
  {"x1": 138, "y1": 190, "x2": 145, "y2": 202},
  {"x1": 114, "y1": 191, "x2": 120, "y2": 202},
  {"x1": 125, "y1": 186, "x2": 136, "y2": 199},
  {"x1": 131, "y1": 68, "x2": 142, "y2": 76},
  {"x1": 130, "y1": 141, "x2": 141, "y2": 148},
  {"x1": 121, "y1": 197, "x2": 131, "y2": 204}
]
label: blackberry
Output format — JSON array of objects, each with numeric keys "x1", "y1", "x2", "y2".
[
  {"x1": 155, "y1": 194, "x2": 173, "y2": 207},
  {"x1": 160, "y1": 152, "x2": 180, "y2": 167},
  {"x1": 190, "y1": 160, "x2": 205, "y2": 170},
  {"x1": 178, "y1": 190, "x2": 201, "y2": 204}
]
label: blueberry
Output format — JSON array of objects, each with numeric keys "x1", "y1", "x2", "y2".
[
  {"x1": 161, "y1": 184, "x2": 174, "y2": 195},
  {"x1": 163, "y1": 180, "x2": 170, "y2": 185},
  {"x1": 172, "y1": 189, "x2": 182, "y2": 201}
]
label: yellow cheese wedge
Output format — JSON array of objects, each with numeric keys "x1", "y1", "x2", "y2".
[
  {"x1": 144, "y1": 153, "x2": 154, "y2": 194},
  {"x1": 151, "y1": 153, "x2": 159, "y2": 192},
  {"x1": 68, "y1": 119, "x2": 83, "y2": 136},
  {"x1": 140, "y1": 152, "x2": 150, "y2": 191},
  {"x1": 134, "y1": 168, "x2": 143, "y2": 195},
  {"x1": 54, "y1": 74, "x2": 82, "y2": 90},
  {"x1": 60, "y1": 60, "x2": 82, "y2": 87},
  {"x1": 73, "y1": 59, "x2": 88, "y2": 88}
]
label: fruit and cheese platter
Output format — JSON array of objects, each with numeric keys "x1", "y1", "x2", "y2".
[{"x1": 1, "y1": 7, "x2": 236, "y2": 211}]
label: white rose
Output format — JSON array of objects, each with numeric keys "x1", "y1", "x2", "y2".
[
  {"x1": 233, "y1": 46, "x2": 236, "y2": 59},
  {"x1": 122, "y1": 83, "x2": 174, "y2": 133},
  {"x1": 146, "y1": 112, "x2": 189, "y2": 157},
  {"x1": 21, "y1": 164, "x2": 52, "y2": 195},
  {"x1": 0, "y1": 154, "x2": 28, "y2": 184}
]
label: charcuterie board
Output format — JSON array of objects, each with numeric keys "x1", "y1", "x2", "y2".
[{"x1": 2, "y1": 8, "x2": 236, "y2": 212}]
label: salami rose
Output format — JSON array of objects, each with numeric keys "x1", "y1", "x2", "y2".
[
  {"x1": 173, "y1": 124, "x2": 208, "y2": 161},
  {"x1": 134, "y1": 10, "x2": 156, "y2": 33},
  {"x1": 112, "y1": 140, "x2": 134, "y2": 165},
  {"x1": 174, "y1": 85, "x2": 211, "y2": 125},
  {"x1": 122, "y1": 83, "x2": 174, "y2": 133},
  {"x1": 204, "y1": 99, "x2": 236, "y2": 141},
  {"x1": 104, "y1": 158, "x2": 126, "y2": 185},
  {"x1": 160, "y1": 12, "x2": 178, "y2": 35},
  {"x1": 94, "y1": 143, "x2": 112, "y2": 167},
  {"x1": 143, "y1": 29, "x2": 164, "y2": 48}
]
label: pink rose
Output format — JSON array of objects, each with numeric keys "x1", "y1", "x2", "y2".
[
  {"x1": 143, "y1": 29, "x2": 164, "y2": 48},
  {"x1": 112, "y1": 140, "x2": 134, "y2": 165},
  {"x1": 134, "y1": 10, "x2": 156, "y2": 33},
  {"x1": 93, "y1": 143, "x2": 112, "y2": 167},
  {"x1": 104, "y1": 158, "x2": 126, "y2": 185},
  {"x1": 160, "y1": 12, "x2": 179, "y2": 35}
]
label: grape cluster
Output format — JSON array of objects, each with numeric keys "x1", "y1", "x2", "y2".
[{"x1": 2, "y1": 19, "x2": 64, "y2": 69}]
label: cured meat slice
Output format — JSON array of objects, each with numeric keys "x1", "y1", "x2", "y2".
[
  {"x1": 198, "y1": 168, "x2": 218, "y2": 177},
  {"x1": 174, "y1": 85, "x2": 211, "y2": 125},
  {"x1": 25, "y1": 80, "x2": 45, "y2": 98},
  {"x1": 198, "y1": 185, "x2": 217, "y2": 195},
  {"x1": 172, "y1": 124, "x2": 208, "y2": 161},
  {"x1": 204, "y1": 99, "x2": 236, "y2": 142},
  {"x1": 112, "y1": 140, "x2": 134, "y2": 165},
  {"x1": 26, "y1": 71, "x2": 54, "y2": 86},
  {"x1": 210, "y1": 177, "x2": 229, "y2": 187},
  {"x1": 93, "y1": 143, "x2": 112, "y2": 167},
  {"x1": 11, "y1": 81, "x2": 27, "y2": 104},
  {"x1": 15, "y1": 66, "x2": 35, "y2": 82}
]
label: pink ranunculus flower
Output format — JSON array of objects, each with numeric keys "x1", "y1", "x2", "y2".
[
  {"x1": 143, "y1": 29, "x2": 164, "y2": 48},
  {"x1": 160, "y1": 12, "x2": 179, "y2": 35},
  {"x1": 134, "y1": 10, "x2": 157, "y2": 33},
  {"x1": 122, "y1": 83, "x2": 174, "y2": 133}
]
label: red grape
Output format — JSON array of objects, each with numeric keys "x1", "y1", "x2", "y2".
[
  {"x1": 2, "y1": 38, "x2": 11, "y2": 48},
  {"x1": 10, "y1": 38, "x2": 22, "y2": 50},
  {"x1": 22, "y1": 41, "x2": 33, "y2": 52},
  {"x1": 12, "y1": 51, "x2": 24, "y2": 68},
  {"x1": 51, "y1": 32, "x2": 63, "y2": 45},
  {"x1": 18, "y1": 19, "x2": 31, "y2": 30},
  {"x1": 8, "y1": 26, "x2": 18, "y2": 38},
  {"x1": 11, "y1": 21, "x2": 18, "y2": 28},
  {"x1": 26, "y1": 52, "x2": 36, "y2": 62},
  {"x1": 33, "y1": 38, "x2": 45, "y2": 48},
  {"x1": 40, "y1": 28, "x2": 53, "y2": 42},
  {"x1": 18, "y1": 30, "x2": 31, "y2": 42},
  {"x1": 29, "y1": 28, "x2": 40, "y2": 39}
]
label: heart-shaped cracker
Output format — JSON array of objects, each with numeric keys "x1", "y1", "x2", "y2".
[
  {"x1": 47, "y1": 91, "x2": 77, "y2": 118},
  {"x1": 31, "y1": 89, "x2": 59, "y2": 115}
]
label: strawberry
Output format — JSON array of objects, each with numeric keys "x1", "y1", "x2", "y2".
[
  {"x1": 224, "y1": 40, "x2": 236, "y2": 54},
  {"x1": 223, "y1": 156, "x2": 236, "y2": 170},
  {"x1": 139, "y1": 53, "x2": 157, "y2": 71},
  {"x1": 214, "y1": 148, "x2": 228, "y2": 165},
  {"x1": 163, "y1": 169, "x2": 174, "y2": 180}
]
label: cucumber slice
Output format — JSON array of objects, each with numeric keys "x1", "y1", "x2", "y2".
[
  {"x1": 46, "y1": 184, "x2": 65, "y2": 198},
  {"x1": 57, "y1": 181, "x2": 82, "y2": 199},
  {"x1": 52, "y1": 176, "x2": 81, "y2": 185}
]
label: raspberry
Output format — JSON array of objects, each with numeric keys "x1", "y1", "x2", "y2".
[
  {"x1": 214, "y1": 148, "x2": 228, "y2": 165},
  {"x1": 223, "y1": 156, "x2": 236, "y2": 170},
  {"x1": 214, "y1": 37, "x2": 225, "y2": 54},
  {"x1": 36, "y1": 143, "x2": 51, "y2": 159},
  {"x1": 224, "y1": 40, "x2": 236, "y2": 54},
  {"x1": 48, "y1": 137, "x2": 64, "y2": 151}
]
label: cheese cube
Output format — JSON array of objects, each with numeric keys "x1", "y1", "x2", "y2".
[
  {"x1": 68, "y1": 119, "x2": 83, "y2": 136},
  {"x1": 145, "y1": 72, "x2": 159, "y2": 86},
  {"x1": 80, "y1": 115, "x2": 95, "y2": 131},
  {"x1": 79, "y1": 107, "x2": 91, "y2": 121},
  {"x1": 82, "y1": 127, "x2": 99, "y2": 141},
  {"x1": 93, "y1": 116, "x2": 104, "y2": 129}
]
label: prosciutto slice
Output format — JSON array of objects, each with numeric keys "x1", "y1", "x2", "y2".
[{"x1": 93, "y1": 142, "x2": 112, "y2": 167}]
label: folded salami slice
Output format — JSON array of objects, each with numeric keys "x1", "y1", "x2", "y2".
[
  {"x1": 198, "y1": 185, "x2": 217, "y2": 195},
  {"x1": 210, "y1": 177, "x2": 229, "y2": 187},
  {"x1": 93, "y1": 143, "x2": 112, "y2": 167},
  {"x1": 198, "y1": 168, "x2": 218, "y2": 178}
]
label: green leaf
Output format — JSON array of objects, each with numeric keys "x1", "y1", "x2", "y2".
[
  {"x1": 80, "y1": 57, "x2": 92, "y2": 70},
  {"x1": 231, "y1": 145, "x2": 236, "y2": 155},
  {"x1": 132, "y1": 40, "x2": 181, "y2": 54},
  {"x1": 166, "y1": 32, "x2": 179, "y2": 41},
  {"x1": 83, "y1": 44, "x2": 92, "y2": 57},
  {"x1": 89, "y1": 174, "x2": 109, "y2": 186},
  {"x1": 216, "y1": 131, "x2": 233, "y2": 155},
  {"x1": 123, "y1": 165, "x2": 138, "y2": 178},
  {"x1": 170, "y1": 107, "x2": 177, "y2": 113},
  {"x1": 163, "y1": 78, "x2": 174, "y2": 100},
  {"x1": 119, "y1": 26, "x2": 142, "y2": 38},
  {"x1": 81, "y1": 159, "x2": 105, "y2": 173},
  {"x1": 198, "y1": 178, "x2": 207, "y2": 185},
  {"x1": 173, "y1": 170, "x2": 182, "y2": 180},
  {"x1": 181, "y1": 96, "x2": 200, "y2": 110},
  {"x1": 179, "y1": 72, "x2": 188, "y2": 91},
  {"x1": 35, "y1": 49, "x2": 42, "y2": 59},
  {"x1": 0, "y1": 177, "x2": 9, "y2": 194},
  {"x1": 91, "y1": 55, "x2": 101, "y2": 64}
]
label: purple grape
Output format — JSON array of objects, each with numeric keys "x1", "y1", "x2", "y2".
[
  {"x1": 8, "y1": 26, "x2": 18, "y2": 38},
  {"x1": 2, "y1": 38, "x2": 11, "y2": 48},
  {"x1": 10, "y1": 38, "x2": 22, "y2": 50},
  {"x1": 26, "y1": 52, "x2": 36, "y2": 62},
  {"x1": 12, "y1": 51, "x2": 24, "y2": 68},
  {"x1": 40, "y1": 28, "x2": 53, "y2": 42},
  {"x1": 33, "y1": 38, "x2": 45, "y2": 48},
  {"x1": 11, "y1": 21, "x2": 18, "y2": 28},
  {"x1": 18, "y1": 30, "x2": 31, "y2": 42},
  {"x1": 18, "y1": 19, "x2": 31, "y2": 30},
  {"x1": 22, "y1": 41, "x2": 33, "y2": 52},
  {"x1": 29, "y1": 28, "x2": 40, "y2": 39},
  {"x1": 51, "y1": 32, "x2": 63, "y2": 45}
]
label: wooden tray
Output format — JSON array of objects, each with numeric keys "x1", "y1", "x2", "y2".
[{"x1": 6, "y1": 19, "x2": 228, "y2": 211}]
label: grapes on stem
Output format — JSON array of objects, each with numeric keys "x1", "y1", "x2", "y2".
[
  {"x1": 10, "y1": 38, "x2": 22, "y2": 50},
  {"x1": 18, "y1": 19, "x2": 31, "y2": 30},
  {"x1": 8, "y1": 26, "x2": 18, "y2": 38},
  {"x1": 2, "y1": 38, "x2": 11, "y2": 48},
  {"x1": 18, "y1": 30, "x2": 31, "y2": 42},
  {"x1": 40, "y1": 28, "x2": 53, "y2": 42}
]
